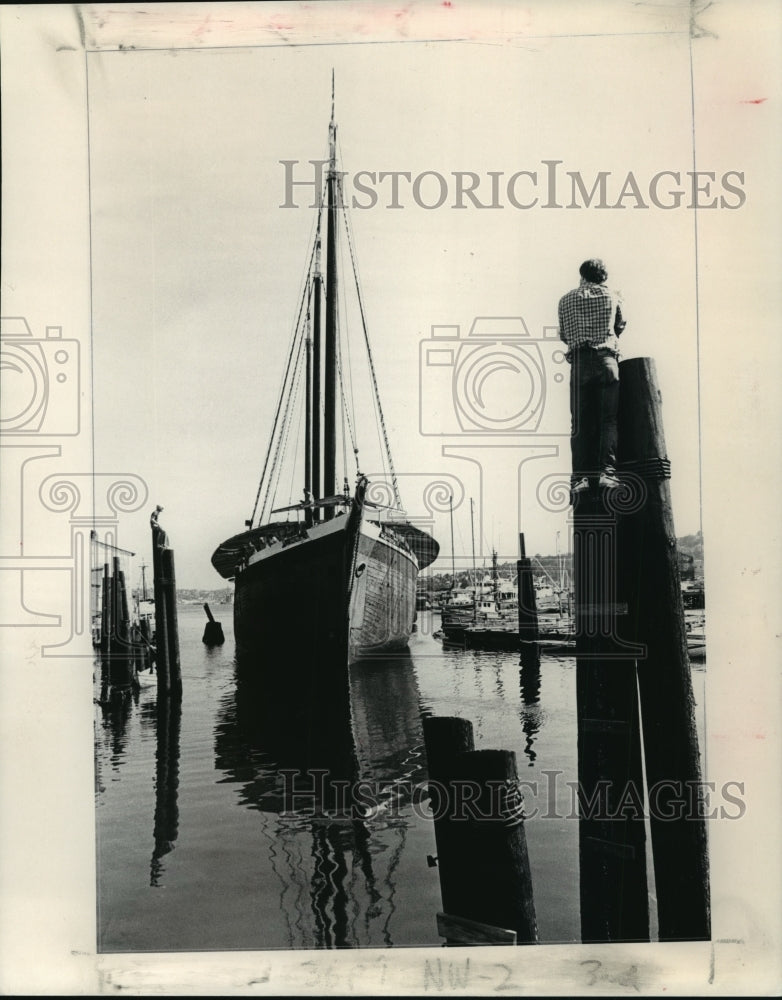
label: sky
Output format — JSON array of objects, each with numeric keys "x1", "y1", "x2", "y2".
[
  {"x1": 88, "y1": 21, "x2": 706, "y2": 588},
  {"x1": 2, "y1": 3, "x2": 781, "y2": 993}
]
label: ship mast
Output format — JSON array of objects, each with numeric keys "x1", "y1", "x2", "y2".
[
  {"x1": 323, "y1": 72, "x2": 338, "y2": 520},
  {"x1": 304, "y1": 288, "x2": 313, "y2": 528},
  {"x1": 311, "y1": 236, "x2": 323, "y2": 521}
]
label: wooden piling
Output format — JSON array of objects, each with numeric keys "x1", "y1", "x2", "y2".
[
  {"x1": 423, "y1": 716, "x2": 537, "y2": 944},
  {"x1": 202, "y1": 603, "x2": 225, "y2": 646},
  {"x1": 458, "y1": 748, "x2": 538, "y2": 943},
  {"x1": 516, "y1": 533, "x2": 539, "y2": 642},
  {"x1": 139, "y1": 616, "x2": 153, "y2": 672},
  {"x1": 117, "y1": 564, "x2": 137, "y2": 689},
  {"x1": 152, "y1": 515, "x2": 170, "y2": 696},
  {"x1": 100, "y1": 563, "x2": 111, "y2": 658},
  {"x1": 573, "y1": 494, "x2": 650, "y2": 943},
  {"x1": 162, "y1": 547, "x2": 181, "y2": 698},
  {"x1": 617, "y1": 357, "x2": 710, "y2": 941},
  {"x1": 423, "y1": 715, "x2": 475, "y2": 927}
]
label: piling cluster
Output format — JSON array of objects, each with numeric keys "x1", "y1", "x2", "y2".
[
  {"x1": 423, "y1": 715, "x2": 538, "y2": 946},
  {"x1": 573, "y1": 357, "x2": 710, "y2": 942},
  {"x1": 99, "y1": 555, "x2": 144, "y2": 695}
]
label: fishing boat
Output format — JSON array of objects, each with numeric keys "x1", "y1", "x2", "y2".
[{"x1": 211, "y1": 85, "x2": 438, "y2": 667}]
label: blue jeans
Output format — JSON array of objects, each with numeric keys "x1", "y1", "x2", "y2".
[{"x1": 569, "y1": 347, "x2": 619, "y2": 481}]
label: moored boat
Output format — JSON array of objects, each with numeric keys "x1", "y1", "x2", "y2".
[{"x1": 211, "y1": 83, "x2": 438, "y2": 667}]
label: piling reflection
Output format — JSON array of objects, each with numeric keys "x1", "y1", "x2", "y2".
[
  {"x1": 96, "y1": 667, "x2": 133, "y2": 774},
  {"x1": 213, "y1": 648, "x2": 426, "y2": 948},
  {"x1": 519, "y1": 655, "x2": 542, "y2": 767},
  {"x1": 150, "y1": 696, "x2": 181, "y2": 886}
]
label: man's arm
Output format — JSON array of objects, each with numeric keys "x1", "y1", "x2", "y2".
[
  {"x1": 558, "y1": 298, "x2": 568, "y2": 345},
  {"x1": 614, "y1": 302, "x2": 627, "y2": 336}
]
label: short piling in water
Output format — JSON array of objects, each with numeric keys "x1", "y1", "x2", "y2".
[
  {"x1": 202, "y1": 603, "x2": 225, "y2": 646},
  {"x1": 616, "y1": 357, "x2": 710, "y2": 941},
  {"x1": 423, "y1": 715, "x2": 538, "y2": 945},
  {"x1": 516, "y1": 533, "x2": 539, "y2": 642}
]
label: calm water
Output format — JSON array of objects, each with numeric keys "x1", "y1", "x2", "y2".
[{"x1": 95, "y1": 605, "x2": 706, "y2": 953}]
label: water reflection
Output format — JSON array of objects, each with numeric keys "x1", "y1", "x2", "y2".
[
  {"x1": 150, "y1": 697, "x2": 181, "y2": 886},
  {"x1": 213, "y1": 648, "x2": 426, "y2": 948},
  {"x1": 519, "y1": 656, "x2": 542, "y2": 767}
]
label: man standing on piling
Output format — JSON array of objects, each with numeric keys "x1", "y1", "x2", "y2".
[{"x1": 558, "y1": 258, "x2": 626, "y2": 496}]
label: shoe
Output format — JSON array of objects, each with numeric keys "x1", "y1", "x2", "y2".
[
  {"x1": 571, "y1": 477, "x2": 590, "y2": 495},
  {"x1": 598, "y1": 473, "x2": 620, "y2": 489}
]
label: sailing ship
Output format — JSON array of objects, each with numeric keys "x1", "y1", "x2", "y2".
[{"x1": 211, "y1": 86, "x2": 438, "y2": 666}]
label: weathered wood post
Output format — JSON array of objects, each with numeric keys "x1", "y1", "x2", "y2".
[
  {"x1": 100, "y1": 562, "x2": 111, "y2": 658},
  {"x1": 161, "y1": 547, "x2": 181, "y2": 697},
  {"x1": 139, "y1": 615, "x2": 153, "y2": 672},
  {"x1": 202, "y1": 603, "x2": 225, "y2": 646},
  {"x1": 423, "y1": 716, "x2": 475, "y2": 925},
  {"x1": 117, "y1": 559, "x2": 138, "y2": 690},
  {"x1": 517, "y1": 532, "x2": 539, "y2": 668},
  {"x1": 423, "y1": 716, "x2": 537, "y2": 945},
  {"x1": 573, "y1": 491, "x2": 650, "y2": 943},
  {"x1": 457, "y1": 748, "x2": 537, "y2": 943},
  {"x1": 151, "y1": 507, "x2": 171, "y2": 696},
  {"x1": 617, "y1": 357, "x2": 710, "y2": 941}
]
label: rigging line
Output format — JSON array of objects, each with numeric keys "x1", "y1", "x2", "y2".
[
  {"x1": 267, "y1": 331, "x2": 307, "y2": 520},
  {"x1": 249, "y1": 201, "x2": 325, "y2": 527},
  {"x1": 532, "y1": 554, "x2": 562, "y2": 591},
  {"x1": 335, "y1": 311, "x2": 360, "y2": 475},
  {"x1": 341, "y1": 174, "x2": 403, "y2": 512},
  {"x1": 335, "y1": 147, "x2": 388, "y2": 491},
  {"x1": 286, "y1": 356, "x2": 307, "y2": 508},
  {"x1": 335, "y1": 176, "x2": 359, "y2": 464},
  {"x1": 261, "y1": 325, "x2": 307, "y2": 522},
  {"x1": 260, "y1": 320, "x2": 304, "y2": 522}
]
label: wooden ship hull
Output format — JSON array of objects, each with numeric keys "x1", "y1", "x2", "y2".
[{"x1": 225, "y1": 516, "x2": 424, "y2": 666}]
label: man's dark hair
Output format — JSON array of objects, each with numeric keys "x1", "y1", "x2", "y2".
[{"x1": 579, "y1": 259, "x2": 608, "y2": 284}]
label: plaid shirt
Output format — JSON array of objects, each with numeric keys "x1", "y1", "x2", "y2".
[{"x1": 558, "y1": 279, "x2": 625, "y2": 355}]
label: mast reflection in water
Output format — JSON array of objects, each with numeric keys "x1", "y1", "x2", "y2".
[{"x1": 212, "y1": 646, "x2": 428, "y2": 949}]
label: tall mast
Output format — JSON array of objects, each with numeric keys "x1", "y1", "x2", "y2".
[
  {"x1": 311, "y1": 235, "x2": 322, "y2": 521},
  {"x1": 304, "y1": 285, "x2": 313, "y2": 528},
  {"x1": 323, "y1": 71, "x2": 338, "y2": 519}
]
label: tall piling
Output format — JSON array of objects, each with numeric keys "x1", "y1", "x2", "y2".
[
  {"x1": 162, "y1": 547, "x2": 181, "y2": 697},
  {"x1": 617, "y1": 357, "x2": 710, "y2": 941},
  {"x1": 573, "y1": 492, "x2": 650, "y2": 943},
  {"x1": 151, "y1": 510, "x2": 171, "y2": 696}
]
